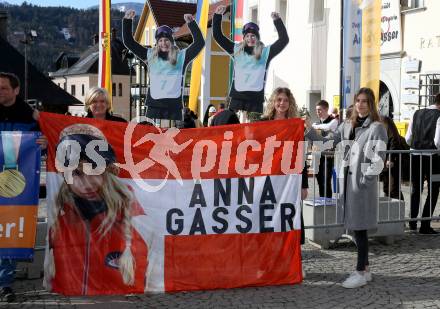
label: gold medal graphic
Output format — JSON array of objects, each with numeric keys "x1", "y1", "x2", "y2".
[
  {"x1": 0, "y1": 167, "x2": 26, "y2": 198},
  {"x1": 1, "y1": 132, "x2": 27, "y2": 198}
]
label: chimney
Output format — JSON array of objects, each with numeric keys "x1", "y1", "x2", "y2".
[{"x1": 0, "y1": 9, "x2": 7, "y2": 41}]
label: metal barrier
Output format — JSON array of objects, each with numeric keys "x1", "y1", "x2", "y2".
[{"x1": 303, "y1": 149, "x2": 440, "y2": 247}]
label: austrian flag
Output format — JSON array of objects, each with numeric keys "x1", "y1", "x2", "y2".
[{"x1": 40, "y1": 113, "x2": 305, "y2": 295}]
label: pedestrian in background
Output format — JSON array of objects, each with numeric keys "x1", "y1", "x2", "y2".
[
  {"x1": 312, "y1": 100, "x2": 338, "y2": 198},
  {"x1": 305, "y1": 87, "x2": 387, "y2": 288},
  {"x1": 405, "y1": 93, "x2": 440, "y2": 234}
]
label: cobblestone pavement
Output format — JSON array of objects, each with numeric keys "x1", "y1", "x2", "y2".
[{"x1": 2, "y1": 228, "x2": 440, "y2": 309}]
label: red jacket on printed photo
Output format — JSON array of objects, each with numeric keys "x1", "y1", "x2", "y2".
[{"x1": 50, "y1": 200, "x2": 148, "y2": 295}]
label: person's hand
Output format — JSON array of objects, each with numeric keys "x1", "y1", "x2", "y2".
[
  {"x1": 304, "y1": 116, "x2": 312, "y2": 130},
  {"x1": 32, "y1": 109, "x2": 40, "y2": 121},
  {"x1": 124, "y1": 9, "x2": 136, "y2": 20},
  {"x1": 301, "y1": 188, "x2": 308, "y2": 200},
  {"x1": 36, "y1": 135, "x2": 48, "y2": 150},
  {"x1": 386, "y1": 160, "x2": 394, "y2": 168},
  {"x1": 215, "y1": 5, "x2": 226, "y2": 15},
  {"x1": 184, "y1": 14, "x2": 194, "y2": 23},
  {"x1": 271, "y1": 12, "x2": 280, "y2": 20}
]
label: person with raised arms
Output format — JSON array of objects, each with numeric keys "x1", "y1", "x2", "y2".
[
  {"x1": 122, "y1": 10, "x2": 205, "y2": 124},
  {"x1": 213, "y1": 5, "x2": 289, "y2": 121}
]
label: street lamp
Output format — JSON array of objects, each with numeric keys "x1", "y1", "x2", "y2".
[
  {"x1": 126, "y1": 51, "x2": 135, "y2": 120},
  {"x1": 20, "y1": 29, "x2": 37, "y2": 103}
]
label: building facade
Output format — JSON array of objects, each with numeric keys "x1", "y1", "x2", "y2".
[{"x1": 241, "y1": 0, "x2": 438, "y2": 125}]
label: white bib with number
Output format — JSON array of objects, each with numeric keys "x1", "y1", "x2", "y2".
[
  {"x1": 147, "y1": 49, "x2": 186, "y2": 99},
  {"x1": 233, "y1": 44, "x2": 270, "y2": 92}
]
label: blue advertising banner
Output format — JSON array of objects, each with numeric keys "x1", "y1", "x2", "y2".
[{"x1": 0, "y1": 132, "x2": 41, "y2": 259}]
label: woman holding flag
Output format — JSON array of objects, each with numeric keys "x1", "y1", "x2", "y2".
[
  {"x1": 213, "y1": 5, "x2": 289, "y2": 118},
  {"x1": 261, "y1": 87, "x2": 308, "y2": 247},
  {"x1": 122, "y1": 10, "x2": 205, "y2": 123}
]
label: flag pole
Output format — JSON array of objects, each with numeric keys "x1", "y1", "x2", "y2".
[{"x1": 99, "y1": 0, "x2": 112, "y2": 109}]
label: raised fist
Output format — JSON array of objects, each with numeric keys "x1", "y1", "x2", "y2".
[
  {"x1": 184, "y1": 14, "x2": 194, "y2": 23},
  {"x1": 271, "y1": 12, "x2": 280, "y2": 20},
  {"x1": 215, "y1": 5, "x2": 226, "y2": 15}
]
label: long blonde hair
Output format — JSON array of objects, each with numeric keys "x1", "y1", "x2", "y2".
[
  {"x1": 151, "y1": 44, "x2": 179, "y2": 65},
  {"x1": 263, "y1": 87, "x2": 299, "y2": 120},
  {"x1": 235, "y1": 40, "x2": 265, "y2": 60},
  {"x1": 84, "y1": 87, "x2": 110, "y2": 113},
  {"x1": 45, "y1": 124, "x2": 137, "y2": 288}
]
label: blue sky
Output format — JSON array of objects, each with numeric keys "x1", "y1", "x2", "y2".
[{"x1": 3, "y1": 0, "x2": 146, "y2": 9}]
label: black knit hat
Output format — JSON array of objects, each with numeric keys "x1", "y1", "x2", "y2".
[
  {"x1": 242, "y1": 22, "x2": 260, "y2": 40},
  {"x1": 155, "y1": 25, "x2": 174, "y2": 44}
]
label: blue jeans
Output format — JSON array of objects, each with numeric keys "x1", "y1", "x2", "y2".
[{"x1": 0, "y1": 259, "x2": 16, "y2": 288}]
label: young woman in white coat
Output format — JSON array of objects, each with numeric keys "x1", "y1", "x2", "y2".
[{"x1": 305, "y1": 87, "x2": 388, "y2": 289}]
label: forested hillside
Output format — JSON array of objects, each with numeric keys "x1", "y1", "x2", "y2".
[{"x1": 1, "y1": 2, "x2": 133, "y2": 74}]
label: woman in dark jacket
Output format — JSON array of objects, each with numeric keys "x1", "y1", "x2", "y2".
[
  {"x1": 84, "y1": 87, "x2": 127, "y2": 122},
  {"x1": 380, "y1": 116, "x2": 404, "y2": 200}
]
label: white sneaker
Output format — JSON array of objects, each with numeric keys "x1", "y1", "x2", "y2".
[
  {"x1": 342, "y1": 271, "x2": 367, "y2": 289},
  {"x1": 364, "y1": 270, "x2": 372, "y2": 282}
]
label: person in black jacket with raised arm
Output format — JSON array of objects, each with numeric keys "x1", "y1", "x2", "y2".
[
  {"x1": 213, "y1": 5, "x2": 289, "y2": 117},
  {"x1": 122, "y1": 10, "x2": 205, "y2": 122}
]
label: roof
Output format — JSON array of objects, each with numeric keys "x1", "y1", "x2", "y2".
[
  {"x1": 174, "y1": 0, "x2": 230, "y2": 39},
  {"x1": 50, "y1": 36, "x2": 131, "y2": 78},
  {"x1": 148, "y1": 0, "x2": 197, "y2": 28},
  {"x1": 0, "y1": 35, "x2": 82, "y2": 107},
  {"x1": 134, "y1": 0, "x2": 197, "y2": 40}
]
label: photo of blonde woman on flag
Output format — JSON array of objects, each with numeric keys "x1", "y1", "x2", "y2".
[{"x1": 44, "y1": 124, "x2": 148, "y2": 296}]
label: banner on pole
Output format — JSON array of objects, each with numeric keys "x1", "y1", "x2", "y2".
[
  {"x1": 98, "y1": 0, "x2": 113, "y2": 106},
  {"x1": 342, "y1": 0, "x2": 382, "y2": 107},
  {"x1": 40, "y1": 113, "x2": 304, "y2": 295},
  {"x1": 188, "y1": 0, "x2": 210, "y2": 112},
  {"x1": 0, "y1": 132, "x2": 41, "y2": 259}
]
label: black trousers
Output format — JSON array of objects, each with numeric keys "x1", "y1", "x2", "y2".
[
  {"x1": 410, "y1": 155, "x2": 440, "y2": 229},
  {"x1": 316, "y1": 156, "x2": 333, "y2": 198},
  {"x1": 353, "y1": 230, "x2": 369, "y2": 271}
]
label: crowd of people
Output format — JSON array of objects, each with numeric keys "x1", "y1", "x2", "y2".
[{"x1": 1, "y1": 3, "x2": 440, "y2": 301}]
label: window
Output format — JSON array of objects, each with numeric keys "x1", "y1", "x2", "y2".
[
  {"x1": 112, "y1": 83, "x2": 116, "y2": 97},
  {"x1": 81, "y1": 84, "x2": 85, "y2": 96},
  {"x1": 151, "y1": 26, "x2": 156, "y2": 45},
  {"x1": 277, "y1": 0, "x2": 287, "y2": 23},
  {"x1": 401, "y1": 0, "x2": 425, "y2": 11},
  {"x1": 119, "y1": 83, "x2": 123, "y2": 97},
  {"x1": 71, "y1": 84, "x2": 76, "y2": 96},
  {"x1": 309, "y1": 0, "x2": 324, "y2": 23},
  {"x1": 145, "y1": 28, "x2": 150, "y2": 46},
  {"x1": 250, "y1": 6, "x2": 258, "y2": 24}
]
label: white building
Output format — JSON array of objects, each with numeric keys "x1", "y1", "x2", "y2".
[
  {"x1": 49, "y1": 36, "x2": 131, "y2": 119},
  {"x1": 242, "y1": 0, "x2": 438, "y2": 124}
]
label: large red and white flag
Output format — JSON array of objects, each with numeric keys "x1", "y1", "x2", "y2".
[{"x1": 40, "y1": 113, "x2": 304, "y2": 295}]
